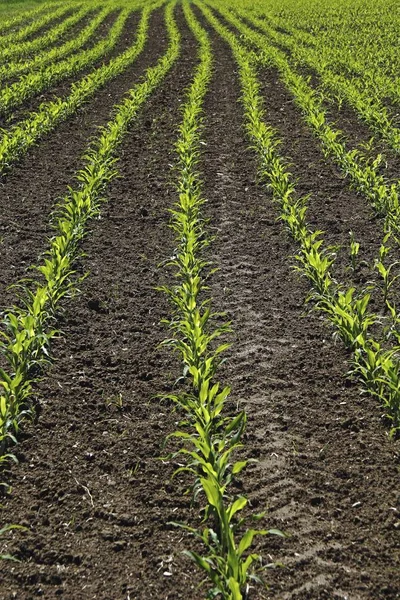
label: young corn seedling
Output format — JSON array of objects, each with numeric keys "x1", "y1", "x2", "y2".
[
  {"x1": 351, "y1": 341, "x2": 387, "y2": 393},
  {"x1": 230, "y1": 6, "x2": 400, "y2": 242},
  {"x1": 352, "y1": 342, "x2": 400, "y2": 434},
  {"x1": 374, "y1": 358, "x2": 400, "y2": 434},
  {"x1": 166, "y1": 386, "x2": 245, "y2": 495},
  {"x1": 383, "y1": 300, "x2": 400, "y2": 343},
  {"x1": 168, "y1": 402, "x2": 282, "y2": 599},
  {"x1": 373, "y1": 233, "x2": 400, "y2": 310},
  {"x1": 349, "y1": 231, "x2": 360, "y2": 272},
  {"x1": 0, "y1": 524, "x2": 27, "y2": 562},
  {"x1": 0, "y1": 283, "x2": 57, "y2": 453},
  {"x1": 176, "y1": 470, "x2": 282, "y2": 600},
  {"x1": 279, "y1": 196, "x2": 309, "y2": 243},
  {"x1": 318, "y1": 288, "x2": 376, "y2": 350},
  {"x1": 294, "y1": 232, "x2": 338, "y2": 301}
]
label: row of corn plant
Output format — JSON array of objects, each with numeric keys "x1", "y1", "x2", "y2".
[
  {"x1": 0, "y1": 3, "x2": 58, "y2": 37},
  {"x1": 0, "y1": 5, "x2": 110, "y2": 86},
  {"x1": 280, "y1": 0, "x2": 398, "y2": 80},
  {"x1": 0, "y1": 0, "x2": 179, "y2": 462},
  {"x1": 199, "y1": 1, "x2": 400, "y2": 436},
  {"x1": 208, "y1": 4, "x2": 400, "y2": 239},
  {"x1": 240, "y1": 0, "x2": 399, "y2": 82},
  {"x1": 240, "y1": 9, "x2": 400, "y2": 153},
  {"x1": 252, "y1": 7, "x2": 400, "y2": 108},
  {"x1": 252, "y1": 10, "x2": 316, "y2": 49},
  {"x1": 0, "y1": 2, "x2": 158, "y2": 175},
  {"x1": 0, "y1": 6, "x2": 133, "y2": 118},
  {"x1": 159, "y1": 4, "x2": 282, "y2": 598},
  {"x1": 0, "y1": 3, "x2": 79, "y2": 63}
]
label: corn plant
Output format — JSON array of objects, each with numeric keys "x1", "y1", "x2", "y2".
[
  {"x1": 352, "y1": 342, "x2": 400, "y2": 435},
  {"x1": 217, "y1": 3, "x2": 400, "y2": 251},
  {"x1": 0, "y1": 524, "x2": 27, "y2": 562},
  {"x1": 383, "y1": 301, "x2": 400, "y2": 344},
  {"x1": 172, "y1": 472, "x2": 281, "y2": 600},
  {"x1": 0, "y1": 4, "x2": 80, "y2": 65},
  {"x1": 349, "y1": 231, "x2": 360, "y2": 272},
  {"x1": 0, "y1": 2, "x2": 54, "y2": 37},
  {"x1": 317, "y1": 288, "x2": 376, "y2": 350},
  {"x1": 0, "y1": 8, "x2": 131, "y2": 117},
  {"x1": 294, "y1": 231, "x2": 337, "y2": 300},
  {"x1": 373, "y1": 233, "x2": 400, "y2": 309},
  {"x1": 0, "y1": 6, "x2": 111, "y2": 86},
  {"x1": 241, "y1": 7, "x2": 400, "y2": 153}
]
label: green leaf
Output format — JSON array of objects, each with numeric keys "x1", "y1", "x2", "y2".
[
  {"x1": 238, "y1": 529, "x2": 256, "y2": 556},
  {"x1": 0, "y1": 368, "x2": 12, "y2": 385},
  {"x1": 225, "y1": 411, "x2": 245, "y2": 435},
  {"x1": 238, "y1": 527, "x2": 285, "y2": 557},
  {"x1": 0, "y1": 524, "x2": 27, "y2": 536},
  {"x1": 267, "y1": 528, "x2": 286, "y2": 537},
  {"x1": 228, "y1": 496, "x2": 247, "y2": 521},
  {"x1": 0, "y1": 554, "x2": 21, "y2": 562},
  {"x1": 228, "y1": 577, "x2": 242, "y2": 600},
  {"x1": 200, "y1": 477, "x2": 220, "y2": 509},
  {"x1": 182, "y1": 549, "x2": 212, "y2": 574},
  {"x1": 232, "y1": 460, "x2": 247, "y2": 475}
]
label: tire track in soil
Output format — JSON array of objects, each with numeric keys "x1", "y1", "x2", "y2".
[
  {"x1": 197, "y1": 15, "x2": 400, "y2": 600},
  {"x1": 0, "y1": 7, "x2": 204, "y2": 600},
  {"x1": 0, "y1": 8, "x2": 161, "y2": 309}
]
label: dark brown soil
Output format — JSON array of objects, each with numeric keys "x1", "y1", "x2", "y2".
[
  {"x1": 0, "y1": 7, "x2": 50, "y2": 37},
  {"x1": 2, "y1": 8, "x2": 113, "y2": 88},
  {"x1": 222, "y1": 8, "x2": 400, "y2": 313},
  {"x1": 0, "y1": 6, "x2": 205, "y2": 600},
  {"x1": 2, "y1": 7, "x2": 105, "y2": 84},
  {"x1": 0, "y1": 4, "x2": 399, "y2": 600},
  {"x1": 254, "y1": 65, "x2": 397, "y2": 313},
  {"x1": 261, "y1": 28, "x2": 400, "y2": 186}
]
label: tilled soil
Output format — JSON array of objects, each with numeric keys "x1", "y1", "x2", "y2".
[
  {"x1": 0, "y1": 4, "x2": 399, "y2": 600},
  {"x1": 16, "y1": 7, "x2": 76, "y2": 45},
  {"x1": 254, "y1": 65, "x2": 394, "y2": 311},
  {"x1": 245, "y1": 15, "x2": 400, "y2": 188}
]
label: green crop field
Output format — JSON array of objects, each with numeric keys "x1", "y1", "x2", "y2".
[{"x1": 0, "y1": 0, "x2": 399, "y2": 598}]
